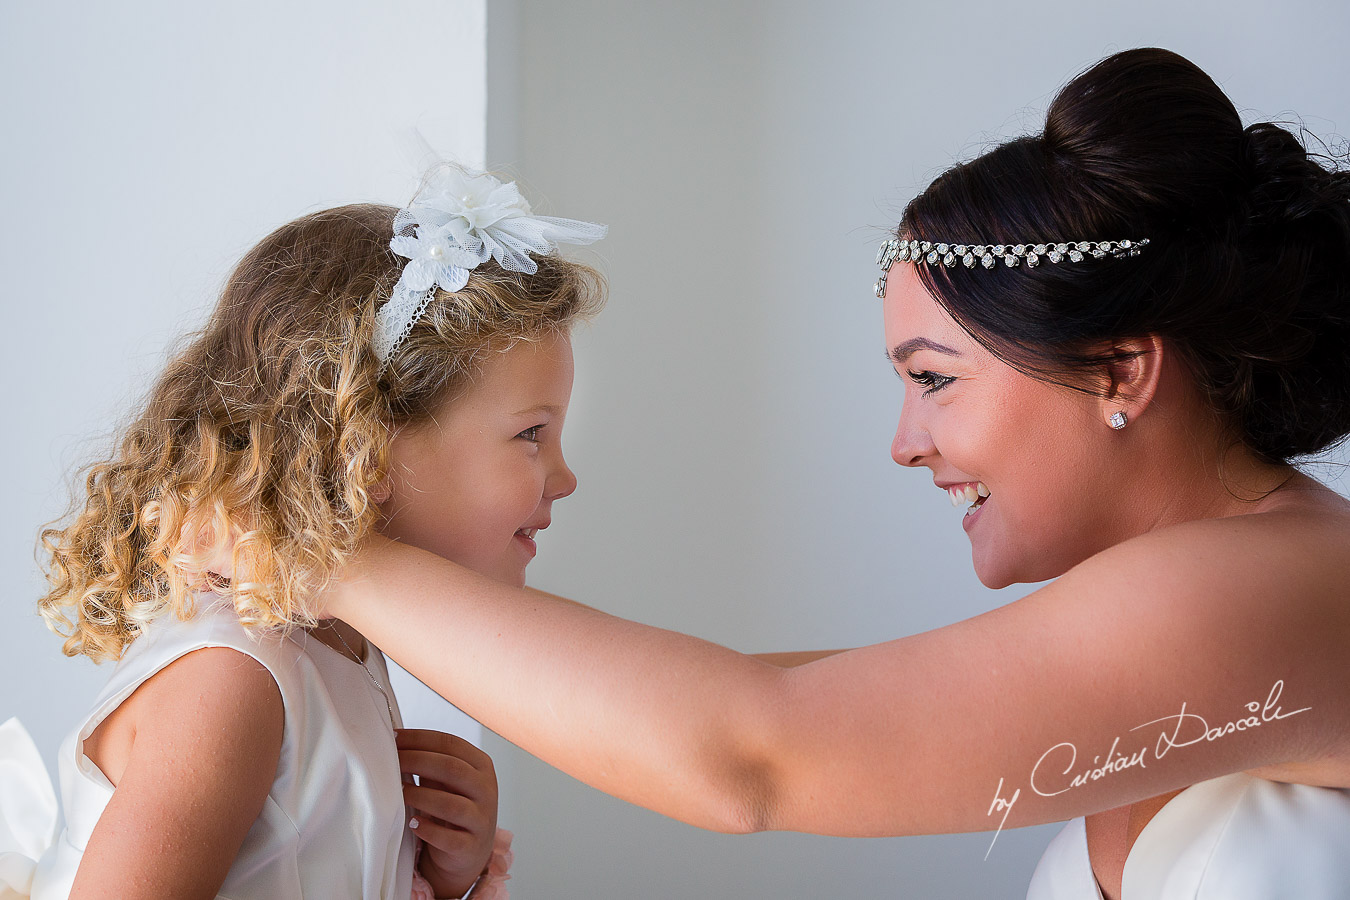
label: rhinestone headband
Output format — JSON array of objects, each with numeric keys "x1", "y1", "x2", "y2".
[{"x1": 873, "y1": 237, "x2": 1150, "y2": 298}]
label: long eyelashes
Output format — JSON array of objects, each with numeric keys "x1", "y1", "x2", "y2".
[{"x1": 906, "y1": 370, "x2": 954, "y2": 396}]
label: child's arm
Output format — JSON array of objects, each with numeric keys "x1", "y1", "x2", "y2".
[
  {"x1": 69, "y1": 647, "x2": 284, "y2": 900},
  {"x1": 397, "y1": 729, "x2": 499, "y2": 898}
]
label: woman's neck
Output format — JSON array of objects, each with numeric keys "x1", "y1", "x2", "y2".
[{"x1": 1118, "y1": 437, "x2": 1329, "y2": 544}]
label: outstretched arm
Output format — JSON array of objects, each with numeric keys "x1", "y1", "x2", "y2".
[
  {"x1": 329, "y1": 521, "x2": 1349, "y2": 837},
  {"x1": 753, "y1": 649, "x2": 847, "y2": 666}
]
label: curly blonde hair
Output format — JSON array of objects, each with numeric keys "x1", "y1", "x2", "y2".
[{"x1": 39, "y1": 203, "x2": 605, "y2": 662}]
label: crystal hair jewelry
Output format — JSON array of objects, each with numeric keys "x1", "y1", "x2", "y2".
[
  {"x1": 1109, "y1": 411, "x2": 1128, "y2": 430},
  {"x1": 373, "y1": 164, "x2": 607, "y2": 373},
  {"x1": 873, "y1": 236, "x2": 1150, "y2": 298}
]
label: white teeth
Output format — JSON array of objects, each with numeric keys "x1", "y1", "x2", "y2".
[{"x1": 946, "y1": 482, "x2": 991, "y2": 511}]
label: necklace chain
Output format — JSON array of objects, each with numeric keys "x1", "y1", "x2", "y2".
[{"x1": 331, "y1": 626, "x2": 397, "y2": 728}]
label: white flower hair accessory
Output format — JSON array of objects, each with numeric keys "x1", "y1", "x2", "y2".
[{"x1": 372, "y1": 164, "x2": 607, "y2": 372}]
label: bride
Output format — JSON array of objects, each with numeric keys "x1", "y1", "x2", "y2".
[{"x1": 281, "y1": 48, "x2": 1350, "y2": 898}]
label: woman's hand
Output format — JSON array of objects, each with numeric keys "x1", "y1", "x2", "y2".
[{"x1": 398, "y1": 728, "x2": 499, "y2": 898}]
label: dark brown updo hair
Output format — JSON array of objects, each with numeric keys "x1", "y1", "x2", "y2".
[{"x1": 900, "y1": 48, "x2": 1350, "y2": 465}]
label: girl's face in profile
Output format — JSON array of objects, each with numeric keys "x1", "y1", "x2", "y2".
[
  {"x1": 881, "y1": 263, "x2": 1116, "y2": 588},
  {"x1": 378, "y1": 332, "x2": 578, "y2": 587}
]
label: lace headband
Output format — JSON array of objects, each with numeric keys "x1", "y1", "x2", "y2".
[{"x1": 374, "y1": 165, "x2": 607, "y2": 373}]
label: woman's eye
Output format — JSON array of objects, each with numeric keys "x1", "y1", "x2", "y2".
[
  {"x1": 906, "y1": 370, "x2": 954, "y2": 396},
  {"x1": 517, "y1": 425, "x2": 542, "y2": 442}
]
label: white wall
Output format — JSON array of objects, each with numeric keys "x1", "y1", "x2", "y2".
[
  {"x1": 6, "y1": 3, "x2": 1349, "y2": 898},
  {"x1": 487, "y1": 1, "x2": 1350, "y2": 898},
  {"x1": 1, "y1": 0, "x2": 487, "y2": 778}
]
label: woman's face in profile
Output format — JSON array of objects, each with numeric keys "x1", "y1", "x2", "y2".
[{"x1": 881, "y1": 263, "x2": 1118, "y2": 587}]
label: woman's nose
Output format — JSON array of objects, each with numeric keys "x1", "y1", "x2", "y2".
[{"x1": 890, "y1": 401, "x2": 935, "y2": 468}]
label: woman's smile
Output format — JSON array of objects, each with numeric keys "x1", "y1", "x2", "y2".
[{"x1": 883, "y1": 262, "x2": 1117, "y2": 587}]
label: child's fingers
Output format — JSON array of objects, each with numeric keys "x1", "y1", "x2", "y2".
[
  {"x1": 395, "y1": 729, "x2": 494, "y2": 772},
  {"x1": 398, "y1": 749, "x2": 495, "y2": 800},
  {"x1": 408, "y1": 814, "x2": 484, "y2": 869},
  {"x1": 404, "y1": 783, "x2": 492, "y2": 834}
]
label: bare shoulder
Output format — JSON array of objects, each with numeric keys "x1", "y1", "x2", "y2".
[
  {"x1": 1079, "y1": 497, "x2": 1350, "y2": 620},
  {"x1": 762, "y1": 485, "x2": 1350, "y2": 835},
  {"x1": 130, "y1": 645, "x2": 284, "y2": 766},
  {"x1": 1061, "y1": 500, "x2": 1350, "y2": 784},
  {"x1": 73, "y1": 646, "x2": 285, "y2": 898},
  {"x1": 744, "y1": 492, "x2": 1350, "y2": 834},
  {"x1": 137, "y1": 644, "x2": 283, "y2": 703},
  {"x1": 86, "y1": 646, "x2": 284, "y2": 787}
]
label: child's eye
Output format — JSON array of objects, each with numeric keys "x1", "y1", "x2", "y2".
[
  {"x1": 517, "y1": 425, "x2": 542, "y2": 443},
  {"x1": 906, "y1": 370, "x2": 954, "y2": 397}
]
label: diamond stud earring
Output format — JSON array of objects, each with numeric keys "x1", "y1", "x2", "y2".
[{"x1": 1109, "y1": 411, "x2": 1128, "y2": 430}]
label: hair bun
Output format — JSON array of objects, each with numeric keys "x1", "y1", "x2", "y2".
[
  {"x1": 1042, "y1": 48, "x2": 1246, "y2": 230},
  {"x1": 1240, "y1": 122, "x2": 1350, "y2": 229},
  {"x1": 906, "y1": 47, "x2": 1350, "y2": 466}
]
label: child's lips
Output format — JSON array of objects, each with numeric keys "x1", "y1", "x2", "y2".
[
  {"x1": 516, "y1": 520, "x2": 550, "y2": 540},
  {"x1": 514, "y1": 524, "x2": 547, "y2": 557}
]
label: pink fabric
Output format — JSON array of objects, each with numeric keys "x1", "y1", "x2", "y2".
[
  {"x1": 410, "y1": 857, "x2": 437, "y2": 900},
  {"x1": 410, "y1": 828, "x2": 514, "y2": 900},
  {"x1": 476, "y1": 828, "x2": 514, "y2": 900}
]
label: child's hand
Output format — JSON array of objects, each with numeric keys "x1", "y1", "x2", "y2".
[{"x1": 397, "y1": 728, "x2": 500, "y2": 898}]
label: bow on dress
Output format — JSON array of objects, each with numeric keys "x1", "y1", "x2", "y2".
[{"x1": 0, "y1": 719, "x2": 58, "y2": 900}]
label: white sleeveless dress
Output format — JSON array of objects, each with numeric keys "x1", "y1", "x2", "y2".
[
  {"x1": 16, "y1": 593, "x2": 417, "y2": 899},
  {"x1": 1025, "y1": 771, "x2": 1350, "y2": 898}
]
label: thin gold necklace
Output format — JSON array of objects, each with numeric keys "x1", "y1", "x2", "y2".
[{"x1": 331, "y1": 625, "x2": 396, "y2": 728}]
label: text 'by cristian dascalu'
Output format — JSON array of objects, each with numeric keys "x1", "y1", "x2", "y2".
[{"x1": 981, "y1": 679, "x2": 1309, "y2": 859}]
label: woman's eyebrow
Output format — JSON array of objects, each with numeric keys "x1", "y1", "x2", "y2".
[{"x1": 887, "y1": 337, "x2": 963, "y2": 365}]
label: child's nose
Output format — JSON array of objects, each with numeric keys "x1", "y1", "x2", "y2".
[{"x1": 548, "y1": 455, "x2": 578, "y2": 501}]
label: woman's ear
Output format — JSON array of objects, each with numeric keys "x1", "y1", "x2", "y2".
[{"x1": 1095, "y1": 334, "x2": 1165, "y2": 428}]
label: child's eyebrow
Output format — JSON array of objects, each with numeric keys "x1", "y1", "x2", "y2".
[{"x1": 512, "y1": 403, "x2": 565, "y2": 418}]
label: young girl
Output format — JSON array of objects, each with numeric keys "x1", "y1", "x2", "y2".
[{"x1": 14, "y1": 164, "x2": 605, "y2": 898}]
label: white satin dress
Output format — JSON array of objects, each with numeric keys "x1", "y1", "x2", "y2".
[
  {"x1": 3, "y1": 593, "x2": 416, "y2": 899},
  {"x1": 1025, "y1": 771, "x2": 1350, "y2": 899}
]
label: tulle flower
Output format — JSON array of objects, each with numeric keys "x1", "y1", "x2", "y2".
[{"x1": 373, "y1": 164, "x2": 606, "y2": 368}]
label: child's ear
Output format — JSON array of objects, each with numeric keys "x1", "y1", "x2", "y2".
[{"x1": 370, "y1": 477, "x2": 393, "y2": 504}]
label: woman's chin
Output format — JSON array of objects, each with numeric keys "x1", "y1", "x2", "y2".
[
  {"x1": 973, "y1": 540, "x2": 1072, "y2": 589},
  {"x1": 973, "y1": 562, "x2": 1017, "y2": 590},
  {"x1": 970, "y1": 542, "x2": 1020, "y2": 590}
]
